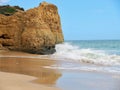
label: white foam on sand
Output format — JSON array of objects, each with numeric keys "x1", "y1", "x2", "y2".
[{"x1": 44, "y1": 42, "x2": 120, "y2": 74}]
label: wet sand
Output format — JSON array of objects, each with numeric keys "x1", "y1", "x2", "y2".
[
  {"x1": 0, "y1": 50, "x2": 120, "y2": 90},
  {"x1": 0, "y1": 51, "x2": 61, "y2": 90}
]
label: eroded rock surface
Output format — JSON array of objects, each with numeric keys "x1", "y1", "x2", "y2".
[{"x1": 0, "y1": 2, "x2": 64, "y2": 54}]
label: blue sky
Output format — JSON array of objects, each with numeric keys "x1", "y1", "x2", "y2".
[{"x1": 1, "y1": 0, "x2": 120, "y2": 40}]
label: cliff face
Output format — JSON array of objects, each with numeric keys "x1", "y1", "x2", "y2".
[{"x1": 0, "y1": 2, "x2": 64, "y2": 54}]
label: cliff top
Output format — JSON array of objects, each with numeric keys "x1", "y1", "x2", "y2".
[
  {"x1": 0, "y1": 1, "x2": 56, "y2": 16},
  {"x1": 0, "y1": 5, "x2": 24, "y2": 16}
]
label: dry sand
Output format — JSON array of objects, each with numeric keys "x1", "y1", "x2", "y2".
[{"x1": 0, "y1": 71, "x2": 59, "y2": 90}]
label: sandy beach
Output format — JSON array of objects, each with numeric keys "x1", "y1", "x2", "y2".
[
  {"x1": 0, "y1": 51, "x2": 61, "y2": 90},
  {"x1": 0, "y1": 71, "x2": 59, "y2": 90},
  {"x1": 0, "y1": 50, "x2": 120, "y2": 90}
]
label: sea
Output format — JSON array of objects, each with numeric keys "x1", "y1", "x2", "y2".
[{"x1": 45, "y1": 40, "x2": 120, "y2": 74}]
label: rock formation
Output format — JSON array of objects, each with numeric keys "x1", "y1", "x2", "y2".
[{"x1": 0, "y1": 2, "x2": 64, "y2": 54}]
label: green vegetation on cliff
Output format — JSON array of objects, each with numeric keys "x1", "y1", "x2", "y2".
[{"x1": 0, "y1": 5, "x2": 24, "y2": 16}]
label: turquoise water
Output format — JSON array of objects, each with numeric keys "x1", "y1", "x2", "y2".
[
  {"x1": 46, "y1": 40, "x2": 120, "y2": 74},
  {"x1": 66, "y1": 40, "x2": 120, "y2": 55}
]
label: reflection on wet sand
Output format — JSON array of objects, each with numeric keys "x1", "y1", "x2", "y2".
[{"x1": 0, "y1": 56, "x2": 61, "y2": 85}]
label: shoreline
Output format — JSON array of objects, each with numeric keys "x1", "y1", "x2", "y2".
[{"x1": 0, "y1": 50, "x2": 120, "y2": 90}]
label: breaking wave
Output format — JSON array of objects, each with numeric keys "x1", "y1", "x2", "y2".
[{"x1": 52, "y1": 42, "x2": 120, "y2": 66}]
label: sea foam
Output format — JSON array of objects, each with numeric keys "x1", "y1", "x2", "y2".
[{"x1": 52, "y1": 42, "x2": 120, "y2": 66}]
